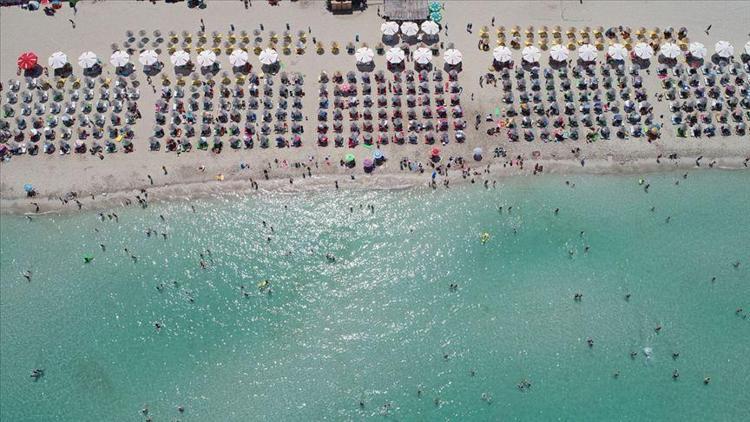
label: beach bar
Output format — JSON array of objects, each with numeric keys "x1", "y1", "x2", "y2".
[{"x1": 383, "y1": 0, "x2": 428, "y2": 22}]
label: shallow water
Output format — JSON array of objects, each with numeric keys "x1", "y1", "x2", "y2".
[{"x1": 1, "y1": 171, "x2": 749, "y2": 421}]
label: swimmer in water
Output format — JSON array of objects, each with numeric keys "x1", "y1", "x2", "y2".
[
  {"x1": 655, "y1": 324, "x2": 662, "y2": 333},
  {"x1": 22, "y1": 270, "x2": 32, "y2": 282},
  {"x1": 100, "y1": 244, "x2": 106, "y2": 251},
  {"x1": 625, "y1": 293, "x2": 631, "y2": 301},
  {"x1": 630, "y1": 351, "x2": 638, "y2": 359},
  {"x1": 703, "y1": 377, "x2": 711, "y2": 385},
  {"x1": 672, "y1": 369, "x2": 679, "y2": 379},
  {"x1": 554, "y1": 208, "x2": 559, "y2": 215},
  {"x1": 587, "y1": 337, "x2": 594, "y2": 348}
]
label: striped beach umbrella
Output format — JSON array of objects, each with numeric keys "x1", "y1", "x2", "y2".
[
  {"x1": 633, "y1": 43, "x2": 654, "y2": 59},
  {"x1": 443, "y1": 49, "x2": 463, "y2": 65},
  {"x1": 78, "y1": 51, "x2": 98, "y2": 68},
  {"x1": 229, "y1": 49, "x2": 249, "y2": 67},
  {"x1": 109, "y1": 50, "x2": 129, "y2": 67},
  {"x1": 549, "y1": 44, "x2": 568, "y2": 62},
  {"x1": 17, "y1": 52, "x2": 38, "y2": 70},
  {"x1": 688, "y1": 42, "x2": 707, "y2": 59},
  {"x1": 421, "y1": 20, "x2": 440, "y2": 36},
  {"x1": 197, "y1": 50, "x2": 217, "y2": 67},
  {"x1": 400, "y1": 22, "x2": 419, "y2": 37},
  {"x1": 714, "y1": 40, "x2": 734, "y2": 58},
  {"x1": 48, "y1": 51, "x2": 67, "y2": 69},
  {"x1": 522, "y1": 46, "x2": 541, "y2": 63},
  {"x1": 493, "y1": 46, "x2": 512, "y2": 62},
  {"x1": 355, "y1": 47, "x2": 375, "y2": 64},
  {"x1": 660, "y1": 42, "x2": 681, "y2": 59},
  {"x1": 170, "y1": 50, "x2": 190, "y2": 66},
  {"x1": 381, "y1": 21, "x2": 399, "y2": 36},
  {"x1": 258, "y1": 48, "x2": 279, "y2": 65},
  {"x1": 413, "y1": 47, "x2": 432, "y2": 65},
  {"x1": 386, "y1": 47, "x2": 405, "y2": 64},
  {"x1": 607, "y1": 43, "x2": 628, "y2": 61},
  {"x1": 578, "y1": 44, "x2": 597, "y2": 62},
  {"x1": 139, "y1": 50, "x2": 158, "y2": 66}
]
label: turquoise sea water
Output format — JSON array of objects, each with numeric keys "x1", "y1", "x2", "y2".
[{"x1": 1, "y1": 171, "x2": 749, "y2": 421}]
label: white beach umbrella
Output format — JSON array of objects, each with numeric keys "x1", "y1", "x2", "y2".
[
  {"x1": 714, "y1": 40, "x2": 734, "y2": 58},
  {"x1": 634, "y1": 43, "x2": 654, "y2": 59},
  {"x1": 258, "y1": 48, "x2": 279, "y2": 65},
  {"x1": 549, "y1": 44, "x2": 569, "y2": 62},
  {"x1": 493, "y1": 46, "x2": 512, "y2": 62},
  {"x1": 400, "y1": 21, "x2": 419, "y2": 37},
  {"x1": 170, "y1": 50, "x2": 190, "y2": 66},
  {"x1": 48, "y1": 51, "x2": 68, "y2": 69},
  {"x1": 607, "y1": 43, "x2": 628, "y2": 61},
  {"x1": 660, "y1": 42, "x2": 681, "y2": 59},
  {"x1": 443, "y1": 48, "x2": 463, "y2": 65},
  {"x1": 355, "y1": 47, "x2": 375, "y2": 64},
  {"x1": 522, "y1": 46, "x2": 541, "y2": 63},
  {"x1": 421, "y1": 20, "x2": 440, "y2": 36},
  {"x1": 139, "y1": 49, "x2": 159, "y2": 66},
  {"x1": 745, "y1": 41, "x2": 750, "y2": 55},
  {"x1": 578, "y1": 44, "x2": 597, "y2": 61},
  {"x1": 197, "y1": 50, "x2": 217, "y2": 67},
  {"x1": 381, "y1": 21, "x2": 399, "y2": 36},
  {"x1": 688, "y1": 42, "x2": 707, "y2": 59},
  {"x1": 78, "y1": 51, "x2": 98, "y2": 69},
  {"x1": 413, "y1": 47, "x2": 432, "y2": 64},
  {"x1": 385, "y1": 47, "x2": 406, "y2": 64},
  {"x1": 109, "y1": 50, "x2": 129, "y2": 67},
  {"x1": 229, "y1": 49, "x2": 249, "y2": 67}
]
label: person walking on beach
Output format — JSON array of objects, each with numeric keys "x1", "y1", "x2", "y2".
[
  {"x1": 200, "y1": 19, "x2": 206, "y2": 32},
  {"x1": 69, "y1": 19, "x2": 76, "y2": 29}
]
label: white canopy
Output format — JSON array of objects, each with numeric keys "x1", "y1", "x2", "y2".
[
  {"x1": 170, "y1": 50, "x2": 190, "y2": 66},
  {"x1": 688, "y1": 42, "x2": 707, "y2": 59},
  {"x1": 607, "y1": 43, "x2": 628, "y2": 61},
  {"x1": 660, "y1": 42, "x2": 681, "y2": 59},
  {"x1": 714, "y1": 40, "x2": 734, "y2": 58},
  {"x1": 48, "y1": 51, "x2": 68, "y2": 69},
  {"x1": 400, "y1": 21, "x2": 419, "y2": 37},
  {"x1": 413, "y1": 47, "x2": 432, "y2": 64},
  {"x1": 355, "y1": 47, "x2": 375, "y2": 64},
  {"x1": 109, "y1": 51, "x2": 129, "y2": 67},
  {"x1": 633, "y1": 43, "x2": 654, "y2": 59},
  {"x1": 78, "y1": 51, "x2": 98, "y2": 69},
  {"x1": 549, "y1": 44, "x2": 569, "y2": 62},
  {"x1": 381, "y1": 21, "x2": 399, "y2": 36},
  {"x1": 139, "y1": 50, "x2": 159, "y2": 66},
  {"x1": 578, "y1": 44, "x2": 597, "y2": 62},
  {"x1": 522, "y1": 46, "x2": 541, "y2": 63},
  {"x1": 421, "y1": 20, "x2": 440, "y2": 36},
  {"x1": 443, "y1": 49, "x2": 462, "y2": 65},
  {"x1": 197, "y1": 50, "x2": 217, "y2": 67},
  {"x1": 385, "y1": 47, "x2": 406, "y2": 64},
  {"x1": 229, "y1": 49, "x2": 249, "y2": 67},
  {"x1": 258, "y1": 48, "x2": 279, "y2": 65},
  {"x1": 493, "y1": 46, "x2": 512, "y2": 63}
]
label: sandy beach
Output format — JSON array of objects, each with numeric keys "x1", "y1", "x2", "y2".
[{"x1": 1, "y1": 0, "x2": 749, "y2": 214}]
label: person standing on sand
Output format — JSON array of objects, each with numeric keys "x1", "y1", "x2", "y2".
[{"x1": 200, "y1": 19, "x2": 206, "y2": 32}]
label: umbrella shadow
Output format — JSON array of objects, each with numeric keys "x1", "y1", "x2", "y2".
[
  {"x1": 632, "y1": 57, "x2": 652, "y2": 69},
  {"x1": 356, "y1": 62, "x2": 376, "y2": 73},
  {"x1": 493, "y1": 61, "x2": 513, "y2": 71},
  {"x1": 710, "y1": 54, "x2": 731, "y2": 65},
  {"x1": 115, "y1": 63, "x2": 135, "y2": 77},
  {"x1": 143, "y1": 63, "x2": 163, "y2": 76},
  {"x1": 23, "y1": 65, "x2": 43, "y2": 78},
  {"x1": 521, "y1": 61, "x2": 540, "y2": 72},
  {"x1": 576, "y1": 58, "x2": 596, "y2": 67},
  {"x1": 443, "y1": 63, "x2": 462, "y2": 73},
  {"x1": 549, "y1": 60, "x2": 568, "y2": 70},
  {"x1": 232, "y1": 64, "x2": 252, "y2": 75},
  {"x1": 83, "y1": 64, "x2": 103, "y2": 77},
  {"x1": 201, "y1": 64, "x2": 221, "y2": 77},
  {"x1": 422, "y1": 35, "x2": 439, "y2": 46},
  {"x1": 54, "y1": 64, "x2": 73, "y2": 78},
  {"x1": 261, "y1": 62, "x2": 280, "y2": 75},
  {"x1": 382, "y1": 35, "x2": 400, "y2": 46},
  {"x1": 657, "y1": 55, "x2": 678, "y2": 67},
  {"x1": 388, "y1": 62, "x2": 405, "y2": 73},
  {"x1": 415, "y1": 62, "x2": 433, "y2": 72},
  {"x1": 175, "y1": 64, "x2": 194, "y2": 76}
]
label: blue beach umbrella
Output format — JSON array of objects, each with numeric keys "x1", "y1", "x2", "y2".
[
  {"x1": 373, "y1": 149, "x2": 383, "y2": 160},
  {"x1": 24, "y1": 183, "x2": 34, "y2": 193},
  {"x1": 429, "y1": 2, "x2": 441, "y2": 12},
  {"x1": 430, "y1": 11, "x2": 442, "y2": 23}
]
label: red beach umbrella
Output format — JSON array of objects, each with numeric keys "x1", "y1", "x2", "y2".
[
  {"x1": 431, "y1": 147, "x2": 441, "y2": 157},
  {"x1": 17, "y1": 52, "x2": 38, "y2": 70}
]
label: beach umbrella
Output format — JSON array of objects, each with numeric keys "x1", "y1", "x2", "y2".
[
  {"x1": 473, "y1": 147, "x2": 482, "y2": 160},
  {"x1": 522, "y1": 46, "x2": 541, "y2": 63},
  {"x1": 386, "y1": 47, "x2": 406, "y2": 64},
  {"x1": 78, "y1": 51, "x2": 98, "y2": 69},
  {"x1": 634, "y1": 43, "x2": 654, "y2": 59},
  {"x1": 607, "y1": 43, "x2": 628, "y2": 61},
  {"x1": 430, "y1": 147, "x2": 440, "y2": 157},
  {"x1": 258, "y1": 48, "x2": 279, "y2": 65},
  {"x1": 381, "y1": 21, "x2": 399, "y2": 36},
  {"x1": 660, "y1": 42, "x2": 681, "y2": 59},
  {"x1": 421, "y1": 20, "x2": 440, "y2": 36},
  {"x1": 373, "y1": 149, "x2": 384, "y2": 160},
  {"x1": 48, "y1": 51, "x2": 68, "y2": 69},
  {"x1": 443, "y1": 49, "x2": 462, "y2": 65},
  {"x1": 17, "y1": 52, "x2": 38, "y2": 70},
  {"x1": 688, "y1": 42, "x2": 707, "y2": 59},
  {"x1": 355, "y1": 47, "x2": 375, "y2": 64},
  {"x1": 578, "y1": 44, "x2": 597, "y2": 62},
  {"x1": 229, "y1": 49, "x2": 249, "y2": 67},
  {"x1": 344, "y1": 153, "x2": 356, "y2": 163},
  {"x1": 24, "y1": 183, "x2": 34, "y2": 193},
  {"x1": 549, "y1": 44, "x2": 568, "y2": 62},
  {"x1": 430, "y1": 11, "x2": 442, "y2": 23},
  {"x1": 714, "y1": 40, "x2": 734, "y2": 58},
  {"x1": 429, "y1": 1, "x2": 441, "y2": 12},
  {"x1": 110, "y1": 50, "x2": 129, "y2": 67},
  {"x1": 197, "y1": 50, "x2": 217, "y2": 67},
  {"x1": 139, "y1": 50, "x2": 158, "y2": 66},
  {"x1": 413, "y1": 47, "x2": 432, "y2": 65},
  {"x1": 493, "y1": 46, "x2": 513, "y2": 63},
  {"x1": 170, "y1": 50, "x2": 190, "y2": 66},
  {"x1": 401, "y1": 22, "x2": 419, "y2": 37}
]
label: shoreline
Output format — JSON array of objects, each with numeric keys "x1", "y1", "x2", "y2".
[{"x1": 2, "y1": 154, "x2": 747, "y2": 216}]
